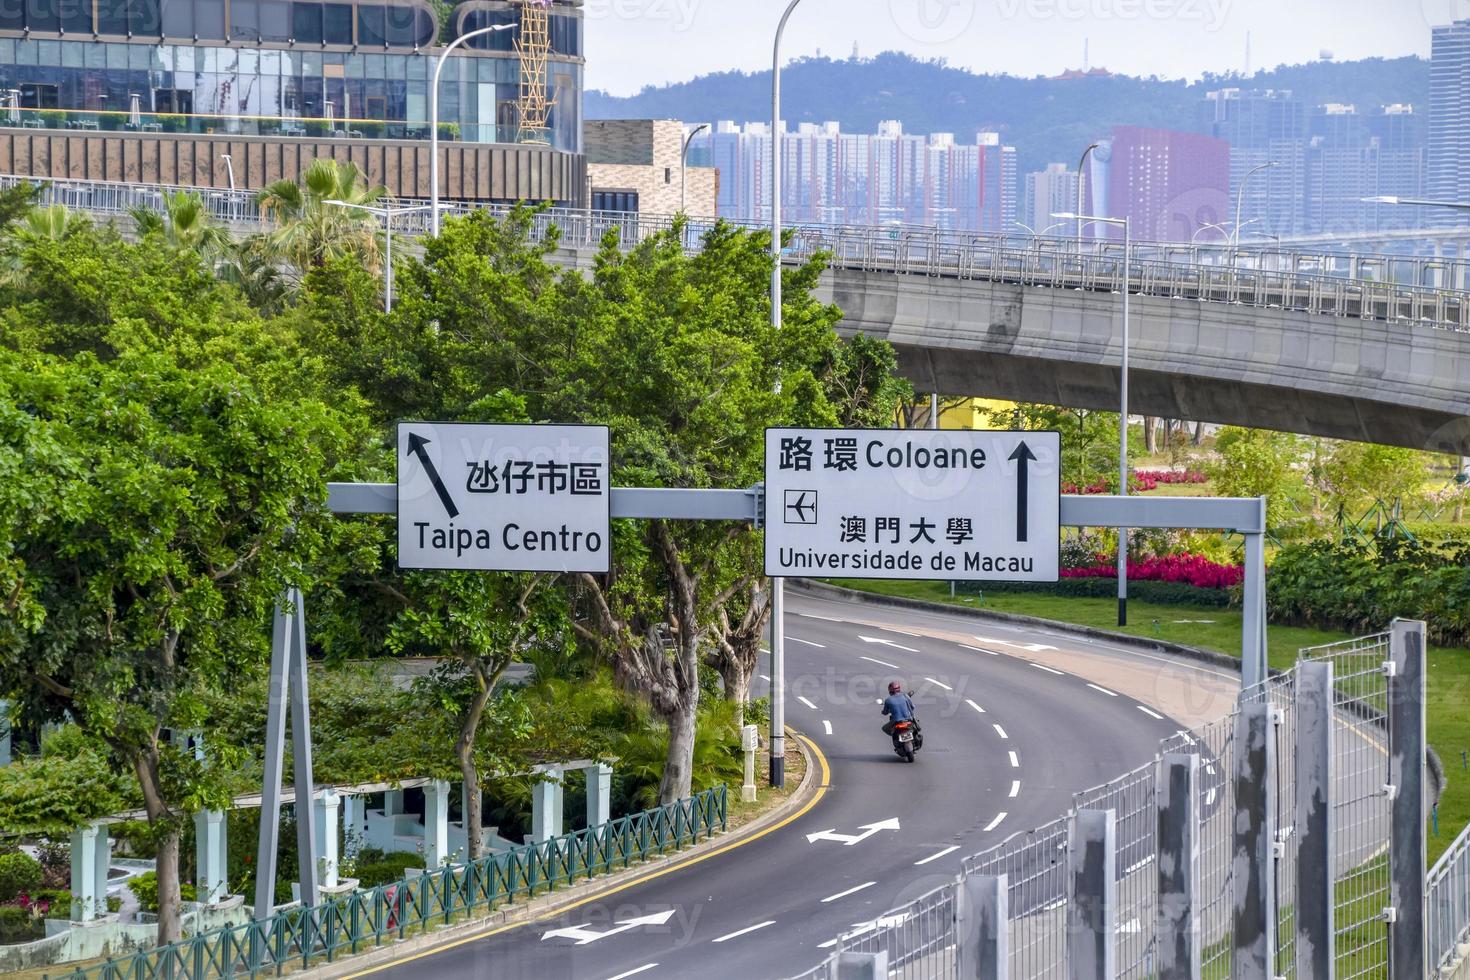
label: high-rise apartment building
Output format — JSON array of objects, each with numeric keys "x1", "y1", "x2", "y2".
[
  {"x1": 1021, "y1": 164, "x2": 1081, "y2": 236},
  {"x1": 1201, "y1": 88, "x2": 1308, "y2": 237},
  {"x1": 1429, "y1": 19, "x2": 1470, "y2": 226},
  {"x1": 1102, "y1": 126, "x2": 1231, "y2": 242},
  {"x1": 1306, "y1": 104, "x2": 1425, "y2": 234}
]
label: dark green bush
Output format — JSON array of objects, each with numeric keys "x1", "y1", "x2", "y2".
[
  {"x1": 0, "y1": 851, "x2": 43, "y2": 901},
  {"x1": 958, "y1": 578, "x2": 1234, "y2": 609},
  {"x1": 127, "y1": 871, "x2": 197, "y2": 913},
  {"x1": 0, "y1": 905, "x2": 42, "y2": 944},
  {"x1": 352, "y1": 852, "x2": 424, "y2": 889}
]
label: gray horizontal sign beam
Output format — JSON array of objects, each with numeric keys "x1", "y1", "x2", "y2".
[{"x1": 330, "y1": 483, "x2": 1265, "y2": 533}]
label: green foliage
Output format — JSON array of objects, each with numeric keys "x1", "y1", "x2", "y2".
[
  {"x1": 987, "y1": 403, "x2": 1132, "y2": 491},
  {"x1": 0, "y1": 743, "x2": 129, "y2": 835},
  {"x1": 0, "y1": 905, "x2": 43, "y2": 944},
  {"x1": 351, "y1": 851, "x2": 425, "y2": 889},
  {"x1": 127, "y1": 871, "x2": 197, "y2": 914},
  {"x1": 256, "y1": 159, "x2": 385, "y2": 278},
  {"x1": 1268, "y1": 537, "x2": 1470, "y2": 647},
  {"x1": 0, "y1": 851, "x2": 42, "y2": 901},
  {"x1": 1210, "y1": 427, "x2": 1305, "y2": 529},
  {"x1": 612, "y1": 698, "x2": 745, "y2": 811},
  {"x1": 959, "y1": 578, "x2": 1234, "y2": 609},
  {"x1": 1316, "y1": 441, "x2": 1433, "y2": 515}
]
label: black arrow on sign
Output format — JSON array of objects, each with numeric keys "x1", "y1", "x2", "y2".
[
  {"x1": 406, "y1": 432, "x2": 460, "y2": 518},
  {"x1": 1009, "y1": 440, "x2": 1037, "y2": 543}
]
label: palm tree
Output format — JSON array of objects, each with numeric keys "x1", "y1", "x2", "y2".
[
  {"x1": 22, "y1": 203, "x2": 89, "y2": 240},
  {"x1": 128, "y1": 190, "x2": 232, "y2": 258},
  {"x1": 255, "y1": 159, "x2": 385, "y2": 276},
  {"x1": 218, "y1": 235, "x2": 292, "y2": 315}
]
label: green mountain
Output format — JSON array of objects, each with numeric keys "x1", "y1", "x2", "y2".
[{"x1": 586, "y1": 52, "x2": 1430, "y2": 174}]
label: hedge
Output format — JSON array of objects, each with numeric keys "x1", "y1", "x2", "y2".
[{"x1": 956, "y1": 578, "x2": 1233, "y2": 608}]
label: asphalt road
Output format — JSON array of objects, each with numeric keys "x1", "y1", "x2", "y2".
[{"x1": 360, "y1": 589, "x2": 1234, "y2": 980}]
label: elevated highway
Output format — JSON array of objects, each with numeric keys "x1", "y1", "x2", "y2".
[{"x1": 15, "y1": 175, "x2": 1470, "y2": 452}]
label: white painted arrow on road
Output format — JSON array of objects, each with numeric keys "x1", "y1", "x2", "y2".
[
  {"x1": 807, "y1": 817, "x2": 901, "y2": 846},
  {"x1": 541, "y1": 909, "x2": 677, "y2": 945},
  {"x1": 859, "y1": 635, "x2": 919, "y2": 653},
  {"x1": 973, "y1": 635, "x2": 1058, "y2": 653}
]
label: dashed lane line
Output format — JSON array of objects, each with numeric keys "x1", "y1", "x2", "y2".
[
  {"x1": 959, "y1": 644, "x2": 999, "y2": 656},
  {"x1": 822, "y1": 720, "x2": 833, "y2": 735},
  {"x1": 1030, "y1": 663, "x2": 1066, "y2": 676},
  {"x1": 797, "y1": 696, "x2": 819, "y2": 710},
  {"x1": 789, "y1": 637, "x2": 826, "y2": 648},
  {"x1": 1009, "y1": 780, "x2": 1021, "y2": 798},
  {"x1": 606, "y1": 966, "x2": 658, "y2": 980},
  {"x1": 859, "y1": 655, "x2": 899, "y2": 669},
  {"x1": 914, "y1": 845, "x2": 960, "y2": 866},
  {"x1": 821, "y1": 882, "x2": 877, "y2": 904},
  {"x1": 993, "y1": 724, "x2": 1009, "y2": 740},
  {"x1": 1008, "y1": 751, "x2": 1020, "y2": 768},
  {"x1": 712, "y1": 921, "x2": 777, "y2": 944},
  {"x1": 924, "y1": 677, "x2": 953, "y2": 691},
  {"x1": 1087, "y1": 683, "x2": 1119, "y2": 697},
  {"x1": 983, "y1": 813, "x2": 1007, "y2": 832},
  {"x1": 965, "y1": 699, "x2": 986, "y2": 715},
  {"x1": 1137, "y1": 705, "x2": 1165, "y2": 720}
]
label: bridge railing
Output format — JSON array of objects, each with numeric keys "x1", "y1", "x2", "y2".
[
  {"x1": 1430, "y1": 813, "x2": 1470, "y2": 976},
  {"x1": 788, "y1": 629, "x2": 1418, "y2": 980},
  {"x1": 42, "y1": 785, "x2": 727, "y2": 980},
  {"x1": 6, "y1": 173, "x2": 1469, "y2": 332}
]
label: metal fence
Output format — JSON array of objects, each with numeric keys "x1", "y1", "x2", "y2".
[
  {"x1": 792, "y1": 625, "x2": 1427, "y2": 980},
  {"x1": 1430, "y1": 821, "x2": 1470, "y2": 977},
  {"x1": 5, "y1": 173, "x2": 1470, "y2": 333},
  {"x1": 44, "y1": 785, "x2": 727, "y2": 980}
]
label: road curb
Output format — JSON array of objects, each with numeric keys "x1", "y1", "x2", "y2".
[
  {"x1": 791, "y1": 578, "x2": 1246, "y2": 673},
  {"x1": 304, "y1": 731, "x2": 822, "y2": 979}
]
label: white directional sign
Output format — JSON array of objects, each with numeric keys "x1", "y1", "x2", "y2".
[
  {"x1": 397, "y1": 422, "x2": 611, "y2": 573},
  {"x1": 764, "y1": 428, "x2": 1060, "y2": 582}
]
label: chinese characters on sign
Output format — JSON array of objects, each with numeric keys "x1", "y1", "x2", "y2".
[
  {"x1": 398, "y1": 423, "x2": 611, "y2": 573},
  {"x1": 764, "y1": 429, "x2": 1061, "y2": 582}
]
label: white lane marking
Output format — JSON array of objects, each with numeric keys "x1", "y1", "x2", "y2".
[
  {"x1": 1030, "y1": 663, "x2": 1065, "y2": 676},
  {"x1": 818, "y1": 938, "x2": 838, "y2": 949},
  {"x1": 797, "y1": 696, "x2": 819, "y2": 710},
  {"x1": 1087, "y1": 683, "x2": 1119, "y2": 697},
  {"x1": 914, "y1": 845, "x2": 960, "y2": 866},
  {"x1": 606, "y1": 966, "x2": 659, "y2": 980},
  {"x1": 1137, "y1": 705, "x2": 1165, "y2": 720},
  {"x1": 975, "y1": 635, "x2": 1058, "y2": 652},
  {"x1": 965, "y1": 699, "x2": 986, "y2": 715},
  {"x1": 544, "y1": 910, "x2": 677, "y2": 944},
  {"x1": 960, "y1": 644, "x2": 999, "y2": 656},
  {"x1": 983, "y1": 813, "x2": 1008, "y2": 832},
  {"x1": 759, "y1": 674, "x2": 770, "y2": 681},
  {"x1": 822, "y1": 719, "x2": 833, "y2": 735},
  {"x1": 712, "y1": 920, "x2": 777, "y2": 944},
  {"x1": 859, "y1": 635, "x2": 919, "y2": 653},
  {"x1": 885, "y1": 627, "x2": 924, "y2": 637},
  {"x1": 923, "y1": 677, "x2": 953, "y2": 691},
  {"x1": 808, "y1": 819, "x2": 901, "y2": 846},
  {"x1": 993, "y1": 724, "x2": 1009, "y2": 740},
  {"x1": 798, "y1": 613, "x2": 847, "y2": 622},
  {"x1": 1009, "y1": 780, "x2": 1021, "y2": 798},
  {"x1": 859, "y1": 655, "x2": 899, "y2": 669},
  {"x1": 789, "y1": 637, "x2": 826, "y2": 648},
  {"x1": 821, "y1": 881, "x2": 877, "y2": 903},
  {"x1": 1008, "y1": 751, "x2": 1020, "y2": 768}
]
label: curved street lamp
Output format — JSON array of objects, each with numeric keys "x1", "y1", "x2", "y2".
[
  {"x1": 681, "y1": 123, "x2": 710, "y2": 214},
  {"x1": 430, "y1": 22, "x2": 516, "y2": 237},
  {"x1": 1234, "y1": 161, "x2": 1277, "y2": 246}
]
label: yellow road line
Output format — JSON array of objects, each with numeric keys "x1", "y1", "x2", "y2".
[{"x1": 338, "y1": 733, "x2": 832, "y2": 978}]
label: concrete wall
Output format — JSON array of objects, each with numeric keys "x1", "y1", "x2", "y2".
[
  {"x1": 0, "y1": 128, "x2": 587, "y2": 204},
  {"x1": 586, "y1": 119, "x2": 717, "y2": 216},
  {"x1": 820, "y1": 268, "x2": 1470, "y2": 453}
]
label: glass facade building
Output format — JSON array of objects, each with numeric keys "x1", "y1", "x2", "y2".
[{"x1": 0, "y1": 0, "x2": 584, "y2": 152}]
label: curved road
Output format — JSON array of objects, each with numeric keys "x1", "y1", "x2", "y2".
[{"x1": 358, "y1": 588, "x2": 1241, "y2": 980}]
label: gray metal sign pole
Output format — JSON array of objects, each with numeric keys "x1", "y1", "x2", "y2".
[{"x1": 252, "y1": 484, "x2": 1269, "y2": 911}]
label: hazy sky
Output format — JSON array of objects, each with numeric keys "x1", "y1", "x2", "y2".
[{"x1": 581, "y1": 0, "x2": 1452, "y2": 96}]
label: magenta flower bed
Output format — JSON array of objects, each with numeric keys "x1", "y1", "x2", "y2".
[
  {"x1": 1062, "y1": 553, "x2": 1244, "y2": 589},
  {"x1": 1062, "y1": 471, "x2": 1208, "y2": 495}
]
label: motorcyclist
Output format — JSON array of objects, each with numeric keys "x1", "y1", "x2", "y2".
[{"x1": 881, "y1": 681, "x2": 919, "y2": 736}]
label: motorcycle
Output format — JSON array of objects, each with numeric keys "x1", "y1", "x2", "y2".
[{"x1": 890, "y1": 718, "x2": 923, "y2": 763}]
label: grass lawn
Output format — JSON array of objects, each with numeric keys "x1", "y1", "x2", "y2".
[{"x1": 827, "y1": 578, "x2": 1470, "y2": 864}]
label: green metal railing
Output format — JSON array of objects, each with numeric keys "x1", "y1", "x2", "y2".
[{"x1": 46, "y1": 785, "x2": 728, "y2": 980}]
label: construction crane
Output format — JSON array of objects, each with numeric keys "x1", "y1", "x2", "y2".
[{"x1": 514, "y1": 0, "x2": 554, "y2": 145}]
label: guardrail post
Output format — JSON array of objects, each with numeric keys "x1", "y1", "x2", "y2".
[
  {"x1": 1295, "y1": 660, "x2": 1335, "y2": 979},
  {"x1": 1068, "y1": 808, "x2": 1117, "y2": 980},
  {"x1": 1157, "y1": 753, "x2": 1200, "y2": 980},
  {"x1": 836, "y1": 951, "x2": 888, "y2": 979},
  {"x1": 1389, "y1": 619, "x2": 1428, "y2": 979},
  {"x1": 960, "y1": 873, "x2": 1008, "y2": 980},
  {"x1": 1232, "y1": 700, "x2": 1277, "y2": 978}
]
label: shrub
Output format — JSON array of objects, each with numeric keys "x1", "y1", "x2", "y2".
[
  {"x1": 0, "y1": 905, "x2": 43, "y2": 944},
  {"x1": 353, "y1": 853, "x2": 424, "y2": 890},
  {"x1": 127, "y1": 871, "x2": 197, "y2": 914},
  {"x1": 0, "y1": 851, "x2": 43, "y2": 902},
  {"x1": 1061, "y1": 554, "x2": 1245, "y2": 590},
  {"x1": 957, "y1": 578, "x2": 1233, "y2": 609}
]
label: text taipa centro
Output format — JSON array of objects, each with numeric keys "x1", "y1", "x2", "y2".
[{"x1": 413, "y1": 522, "x2": 604, "y2": 558}]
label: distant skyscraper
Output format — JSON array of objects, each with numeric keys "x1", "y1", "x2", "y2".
[
  {"x1": 1103, "y1": 126, "x2": 1231, "y2": 242},
  {"x1": 1022, "y1": 163, "x2": 1080, "y2": 236},
  {"x1": 1306, "y1": 104, "x2": 1426, "y2": 234},
  {"x1": 1202, "y1": 88, "x2": 1307, "y2": 237},
  {"x1": 1429, "y1": 20, "x2": 1470, "y2": 226}
]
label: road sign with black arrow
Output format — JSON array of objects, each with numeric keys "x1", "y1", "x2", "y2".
[
  {"x1": 1009, "y1": 440, "x2": 1037, "y2": 543},
  {"x1": 396, "y1": 422, "x2": 611, "y2": 573}
]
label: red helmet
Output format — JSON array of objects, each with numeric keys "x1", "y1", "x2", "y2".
[{"x1": 889, "y1": 681, "x2": 903, "y2": 694}]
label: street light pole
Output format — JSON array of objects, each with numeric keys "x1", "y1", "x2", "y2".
[
  {"x1": 430, "y1": 23, "x2": 515, "y2": 238},
  {"x1": 1076, "y1": 142, "x2": 1101, "y2": 253},
  {"x1": 681, "y1": 123, "x2": 709, "y2": 214},
  {"x1": 325, "y1": 200, "x2": 433, "y2": 312},
  {"x1": 1056, "y1": 211, "x2": 1131, "y2": 625},
  {"x1": 1234, "y1": 161, "x2": 1277, "y2": 247},
  {"x1": 769, "y1": 0, "x2": 805, "y2": 791}
]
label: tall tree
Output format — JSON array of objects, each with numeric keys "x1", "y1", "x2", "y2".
[
  {"x1": 130, "y1": 190, "x2": 232, "y2": 259},
  {"x1": 256, "y1": 158, "x2": 385, "y2": 278}
]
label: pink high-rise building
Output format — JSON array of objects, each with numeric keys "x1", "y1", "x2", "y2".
[{"x1": 1101, "y1": 126, "x2": 1231, "y2": 242}]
